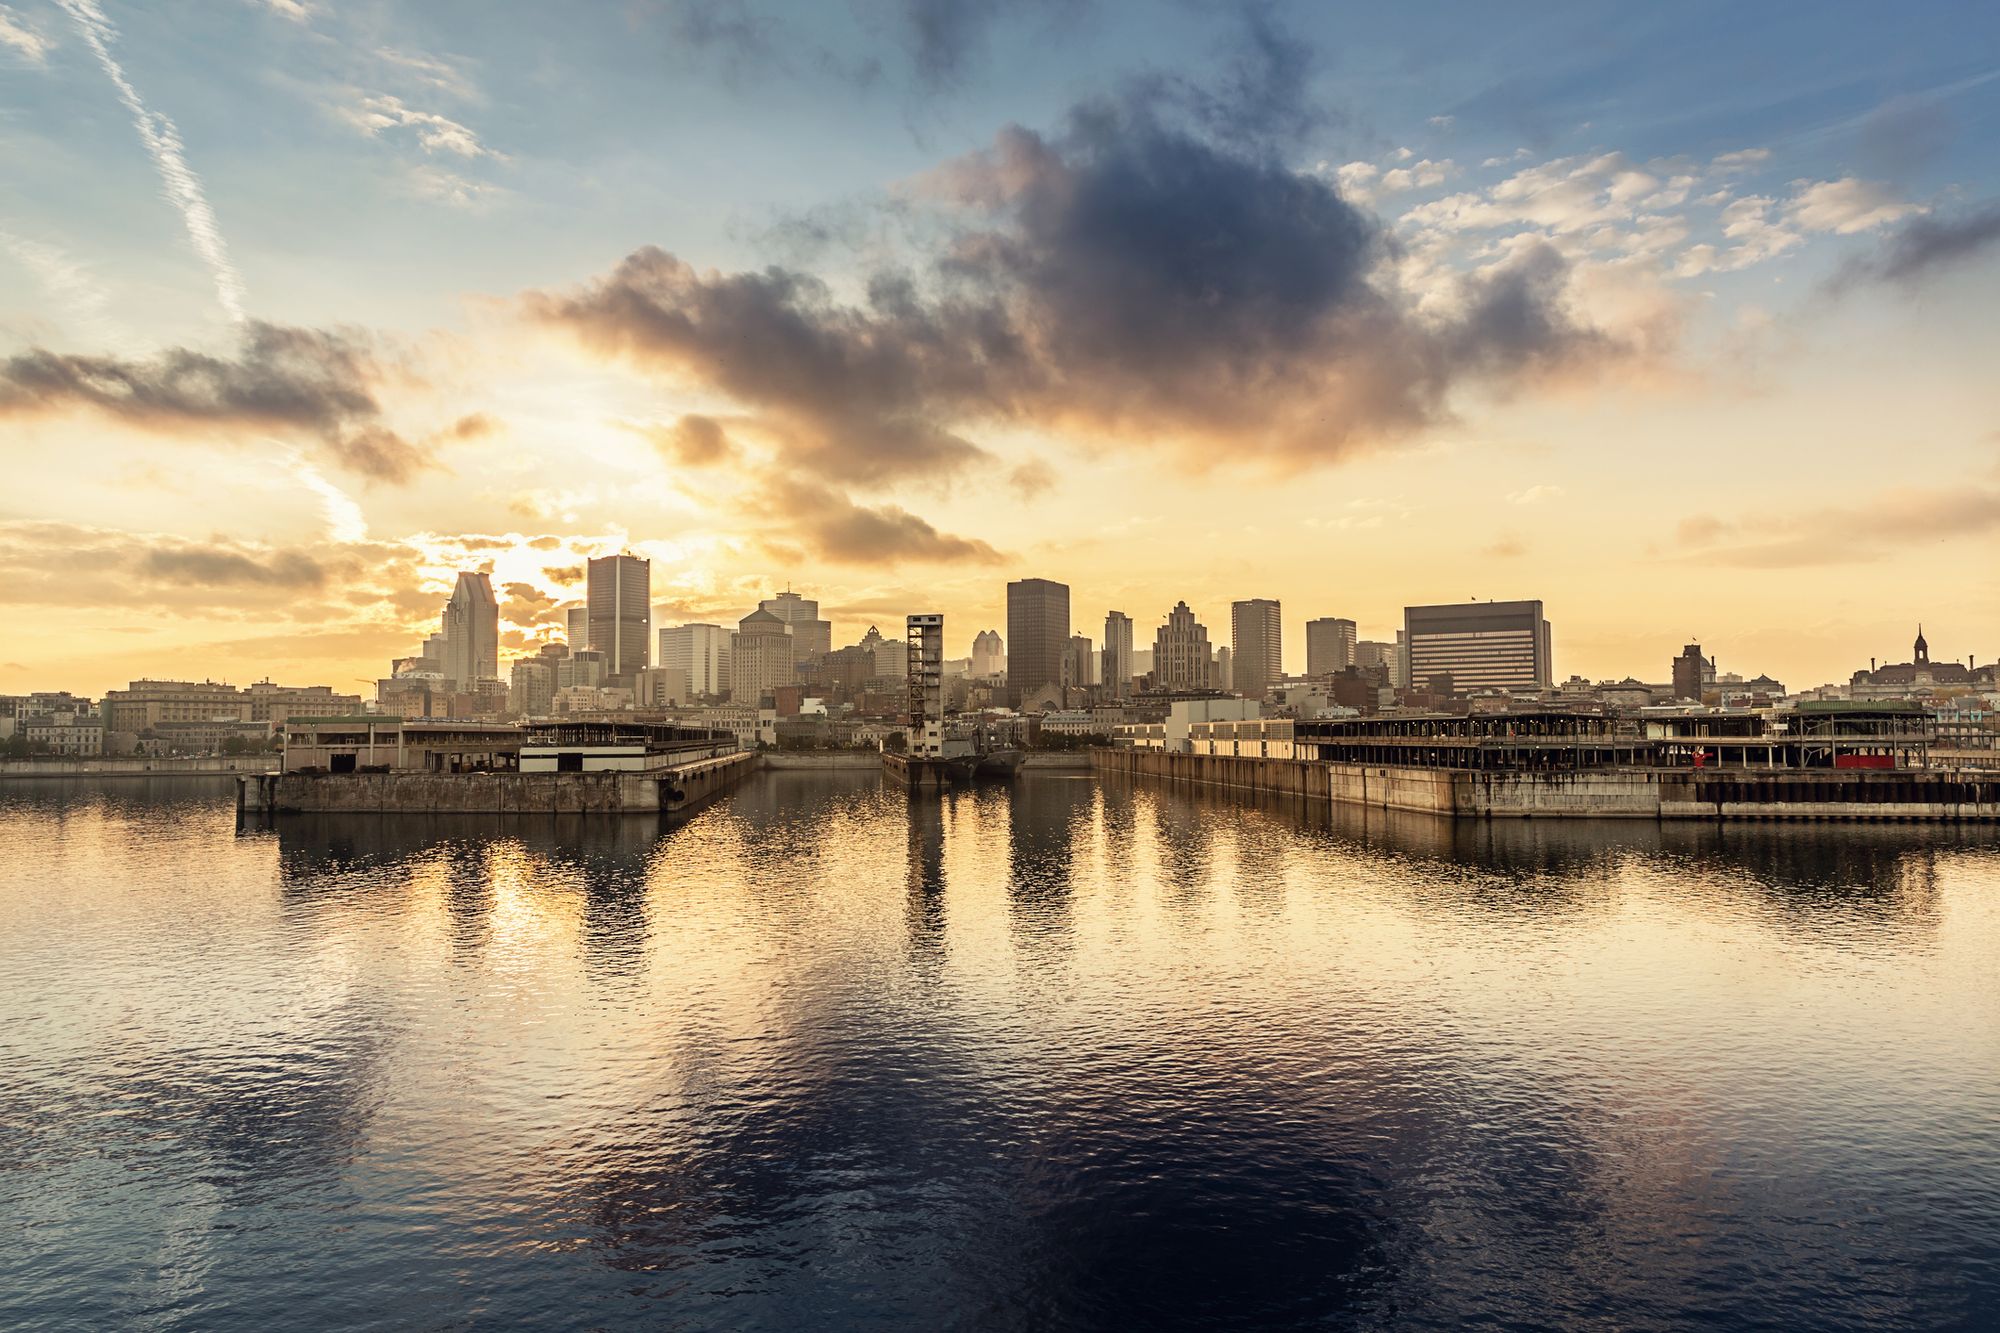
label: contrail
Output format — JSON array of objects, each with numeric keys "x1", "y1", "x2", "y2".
[{"x1": 56, "y1": 0, "x2": 247, "y2": 321}]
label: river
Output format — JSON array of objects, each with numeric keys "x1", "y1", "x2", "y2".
[{"x1": 2, "y1": 772, "x2": 1996, "y2": 1330}]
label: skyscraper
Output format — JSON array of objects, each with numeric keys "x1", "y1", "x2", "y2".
[
  {"x1": 1403, "y1": 600, "x2": 1553, "y2": 693},
  {"x1": 1102, "y1": 611, "x2": 1133, "y2": 699},
  {"x1": 1305, "y1": 617, "x2": 1357, "y2": 676},
  {"x1": 1006, "y1": 578, "x2": 1069, "y2": 706},
  {"x1": 759, "y1": 590, "x2": 832, "y2": 660},
  {"x1": 659, "y1": 623, "x2": 731, "y2": 697},
  {"x1": 440, "y1": 572, "x2": 498, "y2": 690},
  {"x1": 565, "y1": 606, "x2": 589, "y2": 648},
  {"x1": 587, "y1": 554, "x2": 651, "y2": 678},
  {"x1": 1153, "y1": 600, "x2": 1211, "y2": 692},
  {"x1": 1230, "y1": 598, "x2": 1282, "y2": 699},
  {"x1": 971, "y1": 630, "x2": 1005, "y2": 678}
]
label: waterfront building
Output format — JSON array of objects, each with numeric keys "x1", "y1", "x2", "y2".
[
  {"x1": 759, "y1": 591, "x2": 833, "y2": 661},
  {"x1": 906, "y1": 614, "x2": 945, "y2": 758},
  {"x1": 1102, "y1": 612, "x2": 1133, "y2": 700},
  {"x1": 1849, "y1": 626, "x2": 1997, "y2": 700},
  {"x1": 244, "y1": 681, "x2": 363, "y2": 725},
  {"x1": 100, "y1": 680, "x2": 249, "y2": 734},
  {"x1": 659, "y1": 623, "x2": 731, "y2": 698},
  {"x1": 1230, "y1": 599, "x2": 1283, "y2": 700},
  {"x1": 586, "y1": 554, "x2": 651, "y2": 678},
  {"x1": 1007, "y1": 578, "x2": 1070, "y2": 706},
  {"x1": 1403, "y1": 600, "x2": 1553, "y2": 694},
  {"x1": 441, "y1": 572, "x2": 499, "y2": 690},
  {"x1": 23, "y1": 716, "x2": 105, "y2": 756},
  {"x1": 1153, "y1": 601, "x2": 1213, "y2": 692},
  {"x1": 732, "y1": 608, "x2": 796, "y2": 705},
  {"x1": 1306, "y1": 617, "x2": 1358, "y2": 677}
]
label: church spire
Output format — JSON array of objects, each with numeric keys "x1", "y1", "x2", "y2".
[{"x1": 1914, "y1": 624, "x2": 1929, "y2": 664}]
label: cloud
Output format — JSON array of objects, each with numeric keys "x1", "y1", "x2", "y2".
[
  {"x1": 1785, "y1": 177, "x2": 1921, "y2": 234},
  {"x1": 372, "y1": 47, "x2": 480, "y2": 101},
  {"x1": 0, "y1": 321, "x2": 431, "y2": 482},
  {"x1": 0, "y1": 227, "x2": 121, "y2": 345},
  {"x1": 535, "y1": 94, "x2": 1622, "y2": 476},
  {"x1": 1481, "y1": 536, "x2": 1525, "y2": 558},
  {"x1": 1708, "y1": 148, "x2": 1770, "y2": 175},
  {"x1": 1007, "y1": 457, "x2": 1054, "y2": 498},
  {"x1": 1506, "y1": 484, "x2": 1563, "y2": 505},
  {"x1": 56, "y1": 0, "x2": 246, "y2": 321},
  {"x1": 643, "y1": 413, "x2": 737, "y2": 467},
  {"x1": 256, "y1": 0, "x2": 315, "y2": 22},
  {"x1": 402, "y1": 163, "x2": 508, "y2": 211},
  {"x1": 338, "y1": 93, "x2": 499, "y2": 159},
  {"x1": 1826, "y1": 203, "x2": 2000, "y2": 291},
  {"x1": 1675, "y1": 486, "x2": 2000, "y2": 567},
  {"x1": 140, "y1": 546, "x2": 327, "y2": 588},
  {"x1": 767, "y1": 479, "x2": 1003, "y2": 565},
  {"x1": 0, "y1": 5, "x2": 51, "y2": 62}
]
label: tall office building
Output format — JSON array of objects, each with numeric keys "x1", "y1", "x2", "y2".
[
  {"x1": 1063, "y1": 634, "x2": 1094, "y2": 690},
  {"x1": 1153, "y1": 600, "x2": 1212, "y2": 692},
  {"x1": 586, "y1": 554, "x2": 651, "y2": 678},
  {"x1": 1230, "y1": 598, "x2": 1282, "y2": 700},
  {"x1": 1403, "y1": 600, "x2": 1553, "y2": 693},
  {"x1": 565, "y1": 607, "x2": 589, "y2": 647},
  {"x1": 508, "y1": 657, "x2": 556, "y2": 717},
  {"x1": 1006, "y1": 578, "x2": 1069, "y2": 706},
  {"x1": 659, "y1": 623, "x2": 731, "y2": 698},
  {"x1": 440, "y1": 572, "x2": 498, "y2": 690},
  {"x1": 759, "y1": 590, "x2": 832, "y2": 660},
  {"x1": 971, "y1": 630, "x2": 1005, "y2": 678},
  {"x1": 1305, "y1": 617, "x2": 1358, "y2": 677},
  {"x1": 1102, "y1": 612, "x2": 1133, "y2": 699},
  {"x1": 731, "y1": 608, "x2": 795, "y2": 704}
]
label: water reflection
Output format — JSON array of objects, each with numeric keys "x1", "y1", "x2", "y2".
[{"x1": 0, "y1": 774, "x2": 1995, "y2": 1331}]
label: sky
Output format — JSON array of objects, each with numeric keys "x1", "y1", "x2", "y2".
[{"x1": 2, "y1": 0, "x2": 1998, "y2": 696}]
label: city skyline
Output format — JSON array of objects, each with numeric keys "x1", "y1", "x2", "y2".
[{"x1": 4, "y1": 3, "x2": 1999, "y2": 695}]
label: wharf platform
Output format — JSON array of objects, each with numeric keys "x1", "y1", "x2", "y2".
[
  {"x1": 1094, "y1": 748, "x2": 2000, "y2": 821},
  {"x1": 240, "y1": 749, "x2": 754, "y2": 817}
]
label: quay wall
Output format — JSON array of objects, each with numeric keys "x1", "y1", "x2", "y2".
[
  {"x1": 1, "y1": 755, "x2": 274, "y2": 779},
  {"x1": 256, "y1": 751, "x2": 754, "y2": 816},
  {"x1": 1092, "y1": 748, "x2": 2000, "y2": 821},
  {"x1": 757, "y1": 752, "x2": 883, "y2": 770}
]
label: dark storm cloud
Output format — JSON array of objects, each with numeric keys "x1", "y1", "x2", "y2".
[
  {"x1": 769, "y1": 479, "x2": 1003, "y2": 565},
  {"x1": 141, "y1": 546, "x2": 328, "y2": 588},
  {"x1": 0, "y1": 322, "x2": 430, "y2": 482},
  {"x1": 1828, "y1": 203, "x2": 2000, "y2": 291},
  {"x1": 535, "y1": 92, "x2": 1613, "y2": 474}
]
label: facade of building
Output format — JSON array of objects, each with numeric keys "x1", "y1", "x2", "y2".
[
  {"x1": 1306, "y1": 617, "x2": 1358, "y2": 677},
  {"x1": 100, "y1": 680, "x2": 249, "y2": 733},
  {"x1": 659, "y1": 623, "x2": 731, "y2": 698},
  {"x1": 906, "y1": 614, "x2": 945, "y2": 758},
  {"x1": 732, "y1": 608, "x2": 796, "y2": 704},
  {"x1": 1063, "y1": 633, "x2": 1095, "y2": 690},
  {"x1": 1230, "y1": 598, "x2": 1282, "y2": 700},
  {"x1": 1403, "y1": 600, "x2": 1554, "y2": 694},
  {"x1": 557, "y1": 649, "x2": 608, "y2": 690},
  {"x1": 759, "y1": 591, "x2": 833, "y2": 661},
  {"x1": 1153, "y1": 601, "x2": 1213, "y2": 692},
  {"x1": 244, "y1": 681, "x2": 362, "y2": 724},
  {"x1": 509, "y1": 658, "x2": 557, "y2": 718},
  {"x1": 1671, "y1": 643, "x2": 1711, "y2": 701},
  {"x1": 566, "y1": 607, "x2": 590, "y2": 647},
  {"x1": 635, "y1": 667, "x2": 693, "y2": 709},
  {"x1": 1102, "y1": 612, "x2": 1133, "y2": 700},
  {"x1": 1006, "y1": 578, "x2": 1070, "y2": 707},
  {"x1": 971, "y1": 629, "x2": 1005, "y2": 678},
  {"x1": 23, "y1": 717, "x2": 105, "y2": 755},
  {"x1": 586, "y1": 554, "x2": 651, "y2": 678},
  {"x1": 441, "y1": 571, "x2": 499, "y2": 690},
  {"x1": 1849, "y1": 627, "x2": 1996, "y2": 700}
]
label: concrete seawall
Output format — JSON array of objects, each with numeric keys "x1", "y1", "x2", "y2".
[
  {"x1": 249, "y1": 751, "x2": 755, "y2": 816},
  {"x1": 1, "y1": 756, "x2": 275, "y2": 779},
  {"x1": 1092, "y1": 748, "x2": 2000, "y2": 821},
  {"x1": 757, "y1": 752, "x2": 883, "y2": 770}
]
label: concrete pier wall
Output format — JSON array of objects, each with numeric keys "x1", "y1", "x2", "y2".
[
  {"x1": 1092, "y1": 748, "x2": 2000, "y2": 821},
  {"x1": 254, "y1": 751, "x2": 755, "y2": 815}
]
